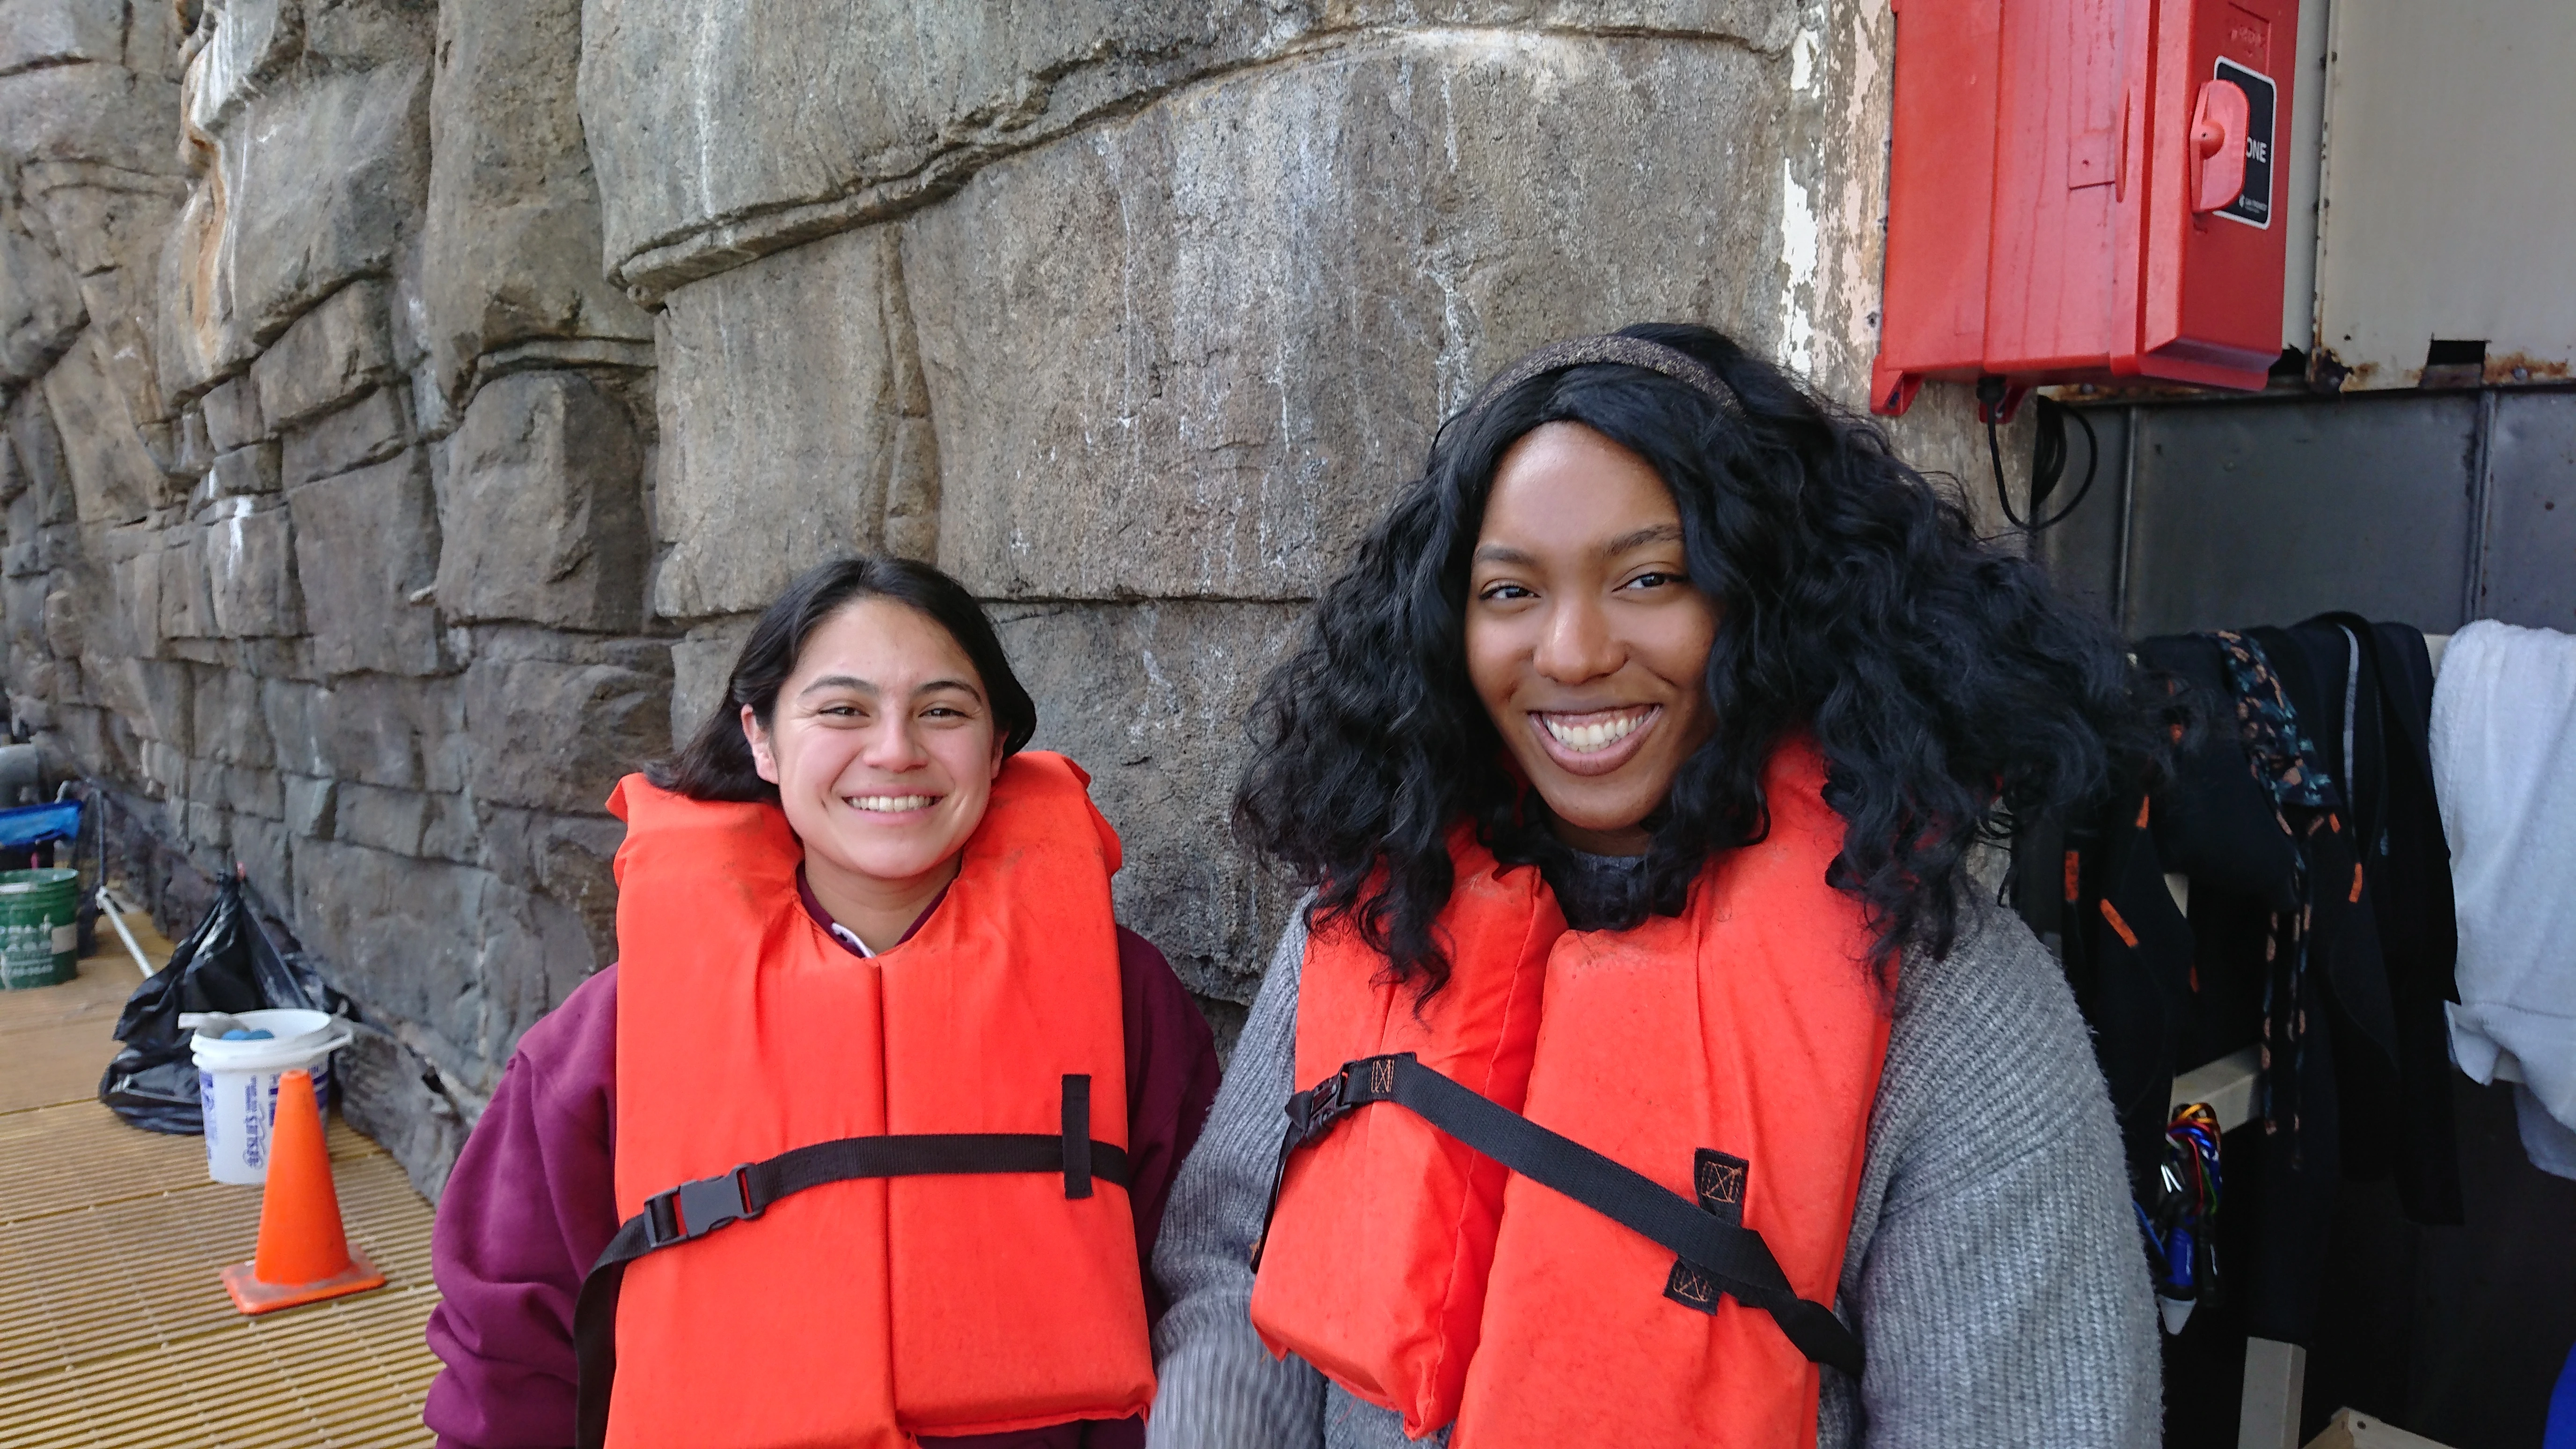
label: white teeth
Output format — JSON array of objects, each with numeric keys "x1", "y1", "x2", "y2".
[
  {"x1": 849, "y1": 794, "x2": 936, "y2": 812},
  {"x1": 1542, "y1": 711, "x2": 1647, "y2": 754}
]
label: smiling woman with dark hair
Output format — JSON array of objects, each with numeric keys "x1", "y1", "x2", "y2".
[
  {"x1": 424, "y1": 556, "x2": 1218, "y2": 1449},
  {"x1": 1148, "y1": 326, "x2": 2164, "y2": 1449}
]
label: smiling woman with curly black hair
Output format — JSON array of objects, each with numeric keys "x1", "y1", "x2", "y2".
[{"x1": 1146, "y1": 325, "x2": 2164, "y2": 1449}]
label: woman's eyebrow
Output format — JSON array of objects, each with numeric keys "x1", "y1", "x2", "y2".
[
  {"x1": 798, "y1": 674, "x2": 986, "y2": 701},
  {"x1": 1602, "y1": 523, "x2": 1685, "y2": 556},
  {"x1": 798, "y1": 674, "x2": 876, "y2": 697},
  {"x1": 1473, "y1": 543, "x2": 1538, "y2": 566}
]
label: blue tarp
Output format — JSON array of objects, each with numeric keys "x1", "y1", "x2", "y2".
[{"x1": 0, "y1": 799, "x2": 80, "y2": 849}]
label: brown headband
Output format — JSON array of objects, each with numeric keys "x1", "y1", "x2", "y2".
[{"x1": 1461, "y1": 334, "x2": 1743, "y2": 421}]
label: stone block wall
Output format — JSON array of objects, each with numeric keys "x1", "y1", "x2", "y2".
[{"x1": 0, "y1": 0, "x2": 2024, "y2": 1194}]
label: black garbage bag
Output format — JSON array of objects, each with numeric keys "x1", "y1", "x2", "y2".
[{"x1": 97, "y1": 876, "x2": 346, "y2": 1133}]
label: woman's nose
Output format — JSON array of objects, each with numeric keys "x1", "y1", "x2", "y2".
[
  {"x1": 1533, "y1": 598, "x2": 1622, "y2": 684},
  {"x1": 857, "y1": 717, "x2": 929, "y2": 770}
]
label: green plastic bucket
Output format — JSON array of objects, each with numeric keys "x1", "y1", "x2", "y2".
[{"x1": 0, "y1": 868, "x2": 80, "y2": 989}]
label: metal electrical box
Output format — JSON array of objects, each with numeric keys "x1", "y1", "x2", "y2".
[
  {"x1": 1873, "y1": 0, "x2": 2299, "y2": 416},
  {"x1": 2310, "y1": 0, "x2": 2576, "y2": 390}
]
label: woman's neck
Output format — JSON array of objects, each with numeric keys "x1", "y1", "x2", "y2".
[{"x1": 803, "y1": 851, "x2": 962, "y2": 953}]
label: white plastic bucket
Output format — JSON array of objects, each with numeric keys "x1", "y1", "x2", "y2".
[{"x1": 190, "y1": 1009, "x2": 351, "y2": 1185}]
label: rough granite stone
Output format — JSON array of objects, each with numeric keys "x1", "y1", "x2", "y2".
[
  {"x1": 32, "y1": 170, "x2": 186, "y2": 442},
  {"x1": 183, "y1": 0, "x2": 303, "y2": 138},
  {"x1": 183, "y1": 799, "x2": 228, "y2": 852},
  {"x1": 201, "y1": 496, "x2": 302, "y2": 637},
  {"x1": 0, "y1": 0, "x2": 125, "y2": 75},
  {"x1": 0, "y1": 55, "x2": 180, "y2": 175},
  {"x1": 287, "y1": 842, "x2": 492, "y2": 1075},
  {"x1": 157, "y1": 527, "x2": 215, "y2": 640},
  {"x1": 666, "y1": 618, "x2": 753, "y2": 750},
  {"x1": 259, "y1": 679, "x2": 326, "y2": 780},
  {"x1": 190, "y1": 759, "x2": 285, "y2": 820},
  {"x1": 43, "y1": 327, "x2": 165, "y2": 522},
  {"x1": 286, "y1": 449, "x2": 442, "y2": 676},
  {"x1": 337, "y1": 782, "x2": 432, "y2": 857},
  {"x1": 337, "y1": 1019, "x2": 468, "y2": 1200},
  {"x1": 309, "y1": 673, "x2": 465, "y2": 791},
  {"x1": 21, "y1": 164, "x2": 188, "y2": 278},
  {"x1": 471, "y1": 804, "x2": 622, "y2": 966},
  {"x1": 0, "y1": 196, "x2": 87, "y2": 384},
  {"x1": 578, "y1": 0, "x2": 1793, "y2": 299},
  {"x1": 5, "y1": 567, "x2": 48, "y2": 657},
  {"x1": 907, "y1": 33, "x2": 1781, "y2": 600},
  {"x1": 206, "y1": 442, "x2": 279, "y2": 498},
  {"x1": 40, "y1": 585, "x2": 81, "y2": 659},
  {"x1": 122, "y1": 655, "x2": 194, "y2": 750},
  {"x1": 104, "y1": 542, "x2": 162, "y2": 659},
  {"x1": 578, "y1": 0, "x2": 1273, "y2": 295},
  {"x1": 6, "y1": 393, "x2": 73, "y2": 531},
  {"x1": 434, "y1": 372, "x2": 644, "y2": 630},
  {"x1": 280, "y1": 386, "x2": 410, "y2": 489},
  {"x1": 176, "y1": 406, "x2": 213, "y2": 476},
  {"x1": 188, "y1": 665, "x2": 273, "y2": 768},
  {"x1": 461, "y1": 657, "x2": 670, "y2": 815},
  {"x1": 249, "y1": 281, "x2": 400, "y2": 433},
  {"x1": 424, "y1": 0, "x2": 650, "y2": 400},
  {"x1": 992, "y1": 600, "x2": 1306, "y2": 1005},
  {"x1": 199, "y1": 376, "x2": 267, "y2": 451},
  {"x1": 285, "y1": 774, "x2": 338, "y2": 840},
  {"x1": 160, "y1": 49, "x2": 430, "y2": 398},
  {"x1": 651, "y1": 227, "x2": 934, "y2": 620}
]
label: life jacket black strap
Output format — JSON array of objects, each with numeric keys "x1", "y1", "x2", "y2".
[
  {"x1": 1259, "y1": 1052, "x2": 1864, "y2": 1379},
  {"x1": 573, "y1": 1073, "x2": 1130, "y2": 1449}
]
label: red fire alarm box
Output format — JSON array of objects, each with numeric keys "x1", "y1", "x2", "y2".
[{"x1": 1873, "y1": 0, "x2": 2297, "y2": 416}]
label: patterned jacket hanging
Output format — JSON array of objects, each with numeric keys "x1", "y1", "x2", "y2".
[{"x1": 2203, "y1": 629, "x2": 2345, "y2": 1154}]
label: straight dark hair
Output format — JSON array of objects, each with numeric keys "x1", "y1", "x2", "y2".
[{"x1": 649, "y1": 556, "x2": 1037, "y2": 802}]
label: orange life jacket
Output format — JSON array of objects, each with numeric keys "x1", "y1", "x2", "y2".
[
  {"x1": 595, "y1": 752, "x2": 1155, "y2": 1448},
  {"x1": 1250, "y1": 741, "x2": 1891, "y2": 1449}
]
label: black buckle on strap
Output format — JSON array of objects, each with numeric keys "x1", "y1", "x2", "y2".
[
  {"x1": 647, "y1": 1163, "x2": 761, "y2": 1247},
  {"x1": 1255, "y1": 1054, "x2": 1409, "y2": 1271},
  {"x1": 1284, "y1": 1053, "x2": 1410, "y2": 1149}
]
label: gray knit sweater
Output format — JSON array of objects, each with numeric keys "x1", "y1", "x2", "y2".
[{"x1": 1146, "y1": 888, "x2": 2160, "y2": 1449}]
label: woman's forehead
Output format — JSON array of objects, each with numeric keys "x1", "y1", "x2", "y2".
[
  {"x1": 1479, "y1": 423, "x2": 1681, "y2": 549},
  {"x1": 792, "y1": 599, "x2": 981, "y2": 689}
]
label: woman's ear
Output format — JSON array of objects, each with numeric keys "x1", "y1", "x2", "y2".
[
  {"x1": 742, "y1": 704, "x2": 782, "y2": 785},
  {"x1": 988, "y1": 733, "x2": 1007, "y2": 781}
]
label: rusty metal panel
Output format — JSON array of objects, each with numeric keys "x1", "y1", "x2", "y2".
[
  {"x1": 2122, "y1": 394, "x2": 2475, "y2": 636},
  {"x1": 2478, "y1": 392, "x2": 2576, "y2": 630},
  {"x1": 2310, "y1": 0, "x2": 2576, "y2": 391}
]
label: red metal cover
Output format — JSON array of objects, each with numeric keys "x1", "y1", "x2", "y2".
[
  {"x1": 2123, "y1": 0, "x2": 2294, "y2": 386},
  {"x1": 1872, "y1": 0, "x2": 2004, "y2": 415},
  {"x1": 1874, "y1": 0, "x2": 2294, "y2": 413}
]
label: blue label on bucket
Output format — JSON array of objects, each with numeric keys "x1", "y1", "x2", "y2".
[{"x1": 242, "y1": 1077, "x2": 266, "y2": 1167}]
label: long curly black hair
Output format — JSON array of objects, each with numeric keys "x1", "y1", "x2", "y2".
[{"x1": 1234, "y1": 323, "x2": 2165, "y2": 998}]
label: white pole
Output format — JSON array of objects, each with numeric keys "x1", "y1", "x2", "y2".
[{"x1": 97, "y1": 886, "x2": 155, "y2": 979}]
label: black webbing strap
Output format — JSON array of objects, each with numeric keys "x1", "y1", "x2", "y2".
[
  {"x1": 573, "y1": 1074, "x2": 1130, "y2": 1449},
  {"x1": 1260, "y1": 1053, "x2": 1864, "y2": 1378}
]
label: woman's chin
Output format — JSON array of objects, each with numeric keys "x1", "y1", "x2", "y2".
[
  {"x1": 824, "y1": 842, "x2": 955, "y2": 888},
  {"x1": 1527, "y1": 790, "x2": 1660, "y2": 852},
  {"x1": 794, "y1": 816, "x2": 966, "y2": 890}
]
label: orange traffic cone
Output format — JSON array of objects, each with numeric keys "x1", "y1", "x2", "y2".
[{"x1": 220, "y1": 1068, "x2": 387, "y2": 1314}]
